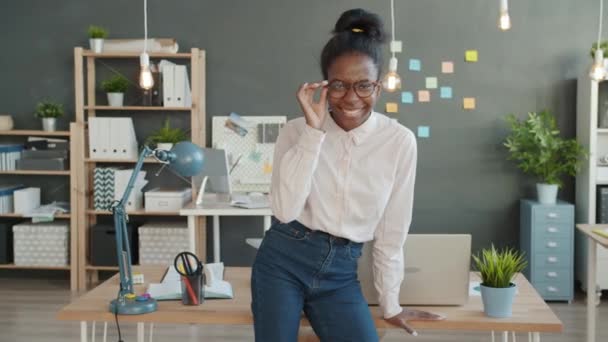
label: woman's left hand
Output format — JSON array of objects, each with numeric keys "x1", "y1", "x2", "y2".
[{"x1": 385, "y1": 308, "x2": 446, "y2": 336}]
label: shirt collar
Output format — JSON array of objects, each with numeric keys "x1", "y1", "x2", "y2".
[{"x1": 323, "y1": 111, "x2": 377, "y2": 146}]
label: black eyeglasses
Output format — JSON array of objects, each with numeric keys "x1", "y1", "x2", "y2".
[{"x1": 326, "y1": 80, "x2": 379, "y2": 99}]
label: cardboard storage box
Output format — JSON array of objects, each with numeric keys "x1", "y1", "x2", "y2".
[{"x1": 145, "y1": 188, "x2": 192, "y2": 212}]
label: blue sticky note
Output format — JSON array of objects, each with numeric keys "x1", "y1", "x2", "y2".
[
  {"x1": 417, "y1": 126, "x2": 430, "y2": 138},
  {"x1": 409, "y1": 59, "x2": 421, "y2": 71},
  {"x1": 401, "y1": 92, "x2": 414, "y2": 104},
  {"x1": 440, "y1": 86, "x2": 453, "y2": 99}
]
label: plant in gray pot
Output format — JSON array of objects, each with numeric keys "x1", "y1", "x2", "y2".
[
  {"x1": 145, "y1": 118, "x2": 188, "y2": 151},
  {"x1": 35, "y1": 101, "x2": 64, "y2": 132},
  {"x1": 472, "y1": 245, "x2": 527, "y2": 318},
  {"x1": 88, "y1": 25, "x2": 108, "y2": 53},
  {"x1": 101, "y1": 75, "x2": 129, "y2": 107},
  {"x1": 504, "y1": 110, "x2": 587, "y2": 204}
]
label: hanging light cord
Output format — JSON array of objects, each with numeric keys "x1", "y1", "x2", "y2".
[
  {"x1": 144, "y1": 0, "x2": 148, "y2": 54},
  {"x1": 390, "y1": 0, "x2": 396, "y2": 58}
]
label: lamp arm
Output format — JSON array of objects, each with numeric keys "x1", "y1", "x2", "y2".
[{"x1": 112, "y1": 145, "x2": 154, "y2": 299}]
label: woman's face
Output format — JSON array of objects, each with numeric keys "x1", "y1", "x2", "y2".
[{"x1": 326, "y1": 53, "x2": 381, "y2": 128}]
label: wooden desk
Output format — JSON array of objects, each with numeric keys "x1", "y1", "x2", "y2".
[
  {"x1": 180, "y1": 200, "x2": 272, "y2": 262},
  {"x1": 576, "y1": 224, "x2": 608, "y2": 342},
  {"x1": 57, "y1": 266, "x2": 562, "y2": 342}
]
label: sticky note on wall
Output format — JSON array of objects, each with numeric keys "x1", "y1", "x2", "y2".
[
  {"x1": 401, "y1": 92, "x2": 414, "y2": 104},
  {"x1": 463, "y1": 97, "x2": 476, "y2": 109},
  {"x1": 465, "y1": 50, "x2": 478, "y2": 62},
  {"x1": 417, "y1": 126, "x2": 430, "y2": 138},
  {"x1": 409, "y1": 59, "x2": 421, "y2": 71},
  {"x1": 442, "y1": 61, "x2": 454, "y2": 73},
  {"x1": 418, "y1": 90, "x2": 430, "y2": 102},
  {"x1": 425, "y1": 77, "x2": 438, "y2": 89},
  {"x1": 386, "y1": 102, "x2": 398, "y2": 113},
  {"x1": 440, "y1": 87, "x2": 453, "y2": 99}
]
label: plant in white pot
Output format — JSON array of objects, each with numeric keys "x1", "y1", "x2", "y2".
[
  {"x1": 472, "y1": 245, "x2": 527, "y2": 318},
  {"x1": 101, "y1": 75, "x2": 129, "y2": 107},
  {"x1": 35, "y1": 101, "x2": 64, "y2": 132},
  {"x1": 88, "y1": 25, "x2": 108, "y2": 53},
  {"x1": 145, "y1": 118, "x2": 188, "y2": 151},
  {"x1": 504, "y1": 110, "x2": 587, "y2": 204}
]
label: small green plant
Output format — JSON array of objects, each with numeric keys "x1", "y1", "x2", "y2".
[
  {"x1": 472, "y1": 245, "x2": 527, "y2": 288},
  {"x1": 145, "y1": 119, "x2": 188, "y2": 147},
  {"x1": 591, "y1": 41, "x2": 608, "y2": 59},
  {"x1": 101, "y1": 75, "x2": 129, "y2": 93},
  {"x1": 504, "y1": 110, "x2": 587, "y2": 187},
  {"x1": 34, "y1": 101, "x2": 64, "y2": 118},
  {"x1": 88, "y1": 25, "x2": 108, "y2": 39}
]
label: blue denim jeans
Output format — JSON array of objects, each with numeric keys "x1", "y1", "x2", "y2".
[{"x1": 251, "y1": 219, "x2": 378, "y2": 342}]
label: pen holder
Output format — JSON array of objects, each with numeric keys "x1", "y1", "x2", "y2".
[{"x1": 181, "y1": 273, "x2": 205, "y2": 305}]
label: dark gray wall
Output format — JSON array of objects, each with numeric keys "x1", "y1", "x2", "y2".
[{"x1": 0, "y1": 1, "x2": 599, "y2": 265}]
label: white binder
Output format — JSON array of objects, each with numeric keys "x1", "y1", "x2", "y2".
[
  {"x1": 174, "y1": 65, "x2": 191, "y2": 108},
  {"x1": 88, "y1": 117, "x2": 110, "y2": 158},
  {"x1": 160, "y1": 62, "x2": 176, "y2": 107},
  {"x1": 114, "y1": 169, "x2": 148, "y2": 211},
  {"x1": 110, "y1": 118, "x2": 138, "y2": 160}
]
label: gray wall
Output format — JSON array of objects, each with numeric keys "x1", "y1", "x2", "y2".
[{"x1": 0, "y1": 1, "x2": 599, "y2": 265}]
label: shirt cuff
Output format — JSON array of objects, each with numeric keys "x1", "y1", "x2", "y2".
[
  {"x1": 296, "y1": 124, "x2": 326, "y2": 154},
  {"x1": 382, "y1": 297, "x2": 403, "y2": 319}
]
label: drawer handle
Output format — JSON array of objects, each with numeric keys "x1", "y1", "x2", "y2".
[
  {"x1": 547, "y1": 256, "x2": 558, "y2": 263},
  {"x1": 547, "y1": 227, "x2": 559, "y2": 233},
  {"x1": 547, "y1": 271, "x2": 558, "y2": 278},
  {"x1": 547, "y1": 286, "x2": 559, "y2": 292},
  {"x1": 547, "y1": 241, "x2": 558, "y2": 248}
]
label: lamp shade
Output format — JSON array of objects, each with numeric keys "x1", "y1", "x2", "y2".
[{"x1": 168, "y1": 142, "x2": 205, "y2": 177}]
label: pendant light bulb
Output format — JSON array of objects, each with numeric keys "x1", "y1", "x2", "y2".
[
  {"x1": 139, "y1": 52, "x2": 154, "y2": 90},
  {"x1": 590, "y1": 49, "x2": 606, "y2": 81},
  {"x1": 498, "y1": 0, "x2": 511, "y2": 31},
  {"x1": 382, "y1": 56, "x2": 401, "y2": 92}
]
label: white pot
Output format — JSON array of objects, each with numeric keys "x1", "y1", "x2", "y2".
[
  {"x1": 156, "y1": 143, "x2": 174, "y2": 151},
  {"x1": 42, "y1": 117, "x2": 57, "y2": 132},
  {"x1": 107, "y1": 93, "x2": 124, "y2": 107},
  {"x1": 537, "y1": 183, "x2": 558, "y2": 204},
  {"x1": 89, "y1": 38, "x2": 104, "y2": 53},
  {"x1": 0, "y1": 115, "x2": 14, "y2": 130}
]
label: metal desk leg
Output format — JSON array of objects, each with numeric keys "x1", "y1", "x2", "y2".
[
  {"x1": 137, "y1": 322, "x2": 145, "y2": 342},
  {"x1": 213, "y1": 215, "x2": 220, "y2": 262},
  {"x1": 533, "y1": 332, "x2": 540, "y2": 342},
  {"x1": 512, "y1": 331, "x2": 516, "y2": 342},
  {"x1": 188, "y1": 215, "x2": 196, "y2": 253},
  {"x1": 587, "y1": 238, "x2": 597, "y2": 342},
  {"x1": 528, "y1": 332, "x2": 532, "y2": 342},
  {"x1": 80, "y1": 321, "x2": 87, "y2": 342},
  {"x1": 263, "y1": 215, "x2": 271, "y2": 231},
  {"x1": 91, "y1": 321, "x2": 96, "y2": 342},
  {"x1": 502, "y1": 331, "x2": 509, "y2": 342},
  {"x1": 103, "y1": 322, "x2": 107, "y2": 342},
  {"x1": 491, "y1": 331, "x2": 495, "y2": 342}
]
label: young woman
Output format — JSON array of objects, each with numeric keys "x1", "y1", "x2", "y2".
[{"x1": 251, "y1": 8, "x2": 444, "y2": 341}]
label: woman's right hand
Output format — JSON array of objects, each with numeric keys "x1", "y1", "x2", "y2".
[{"x1": 296, "y1": 81, "x2": 329, "y2": 130}]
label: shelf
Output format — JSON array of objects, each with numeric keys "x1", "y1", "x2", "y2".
[
  {"x1": 85, "y1": 264, "x2": 143, "y2": 271},
  {"x1": 84, "y1": 106, "x2": 192, "y2": 111},
  {"x1": 0, "y1": 170, "x2": 70, "y2": 175},
  {"x1": 82, "y1": 50, "x2": 191, "y2": 58},
  {"x1": 87, "y1": 210, "x2": 180, "y2": 216},
  {"x1": 0, "y1": 130, "x2": 70, "y2": 137},
  {"x1": 0, "y1": 213, "x2": 70, "y2": 219},
  {"x1": 0, "y1": 264, "x2": 70, "y2": 270},
  {"x1": 85, "y1": 158, "x2": 161, "y2": 164}
]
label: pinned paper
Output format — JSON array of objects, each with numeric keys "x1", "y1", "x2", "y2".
[
  {"x1": 390, "y1": 40, "x2": 402, "y2": 53},
  {"x1": 463, "y1": 97, "x2": 476, "y2": 110},
  {"x1": 417, "y1": 126, "x2": 430, "y2": 138},
  {"x1": 386, "y1": 102, "x2": 398, "y2": 113},
  {"x1": 418, "y1": 90, "x2": 430, "y2": 103},
  {"x1": 440, "y1": 87, "x2": 453, "y2": 99},
  {"x1": 442, "y1": 61, "x2": 454, "y2": 73},
  {"x1": 401, "y1": 92, "x2": 414, "y2": 104},
  {"x1": 465, "y1": 50, "x2": 478, "y2": 62},
  {"x1": 425, "y1": 77, "x2": 438, "y2": 89},
  {"x1": 249, "y1": 150, "x2": 263, "y2": 162},
  {"x1": 409, "y1": 59, "x2": 421, "y2": 71}
]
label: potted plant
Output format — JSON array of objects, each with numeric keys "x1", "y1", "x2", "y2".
[
  {"x1": 35, "y1": 101, "x2": 64, "y2": 132},
  {"x1": 88, "y1": 25, "x2": 108, "y2": 53},
  {"x1": 472, "y1": 245, "x2": 527, "y2": 318},
  {"x1": 145, "y1": 118, "x2": 188, "y2": 150},
  {"x1": 504, "y1": 110, "x2": 587, "y2": 204},
  {"x1": 101, "y1": 75, "x2": 129, "y2": 107}
]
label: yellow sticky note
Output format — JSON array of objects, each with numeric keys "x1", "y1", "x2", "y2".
[
  {"x1": 418, "y1": 90, "x2": 430, "y2": 103},
  {"x1": 263, "y1": 160, "x2": 272, "y2": 174},
  {"x1": 465, "y1": 50, "x2": 478, "y2": 62},
  {"x1": 442, "y1": 61, "x2": 454, "y2": 73},
  {"x1": 386, "y1": 102, "x2": 398, "y2": 113},
  {"x1": 463, "y1": 97, "x2": 476, "y2": 110}
]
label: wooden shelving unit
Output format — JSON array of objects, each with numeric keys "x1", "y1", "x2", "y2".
[
  {"x1": 0, "y1": 127, "x2": 78, "y2": 291},
  {"x1": 73, "y1": 47, "x2": 206, "y2": 290}
]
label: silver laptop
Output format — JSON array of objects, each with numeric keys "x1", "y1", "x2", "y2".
[{"x1": 358, "y1": 234, "x2": 471, "y2": 306}]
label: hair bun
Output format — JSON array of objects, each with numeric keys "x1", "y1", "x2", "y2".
[{"x1": 333, "y1": 8, "x2": 387, "y2": 43}]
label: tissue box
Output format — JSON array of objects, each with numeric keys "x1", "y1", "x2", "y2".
[
  {"x1": 13, "y1": 187, "x2": 40, "y2": 214},
  {"x1": 145, "y1": 188, "x2": 192, "y2": 212}
]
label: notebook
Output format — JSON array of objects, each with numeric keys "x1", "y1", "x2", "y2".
[{"x1": 147, "y1": 263, "x2": 233, "y2": 300}]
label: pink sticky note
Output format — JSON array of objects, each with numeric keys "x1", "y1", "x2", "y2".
[
  {"x1": 418, "y1": 90, "x2": 430, "y2": 102},
  {"x1": 463, "y1": 97, "x2": 476, "y2": 110},
  {"x1": 442, "y1": 61, "x2": 454, "y2": 74}
]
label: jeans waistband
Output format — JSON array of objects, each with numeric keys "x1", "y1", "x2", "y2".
[{"x1": 278, "y1": 218, "x2": 360, "y2": 246}]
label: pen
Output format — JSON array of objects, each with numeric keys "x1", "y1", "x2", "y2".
[{"x1": 178, "y1": 264, "x2": 199, "y2": 305}]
